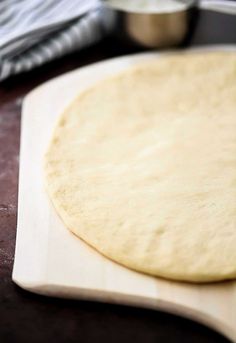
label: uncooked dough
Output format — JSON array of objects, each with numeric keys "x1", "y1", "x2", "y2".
[{"x1": 44, "y1": 52, "x2": 236, "y2": 282}]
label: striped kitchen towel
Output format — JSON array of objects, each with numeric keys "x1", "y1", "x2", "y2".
[{"x1": 0, "y1": 0, "x2": 111, "y2": 81}]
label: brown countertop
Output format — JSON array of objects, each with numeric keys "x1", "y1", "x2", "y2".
[{"x1": 0, "y1": 10, "x2": 235, "y2": 343}]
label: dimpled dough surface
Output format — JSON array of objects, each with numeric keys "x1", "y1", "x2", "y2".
[{"x1": 45, "y1": 52, "x2": 236, "y2": 283}]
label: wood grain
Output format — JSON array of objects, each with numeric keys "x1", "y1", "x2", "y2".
[{"x1": 13, "y1": 48, "x2": 236, "y2": 343}]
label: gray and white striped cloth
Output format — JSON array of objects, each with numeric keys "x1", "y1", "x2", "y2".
[{"x1": 0, "y1": 0, "x2": 111, "y2": 81}]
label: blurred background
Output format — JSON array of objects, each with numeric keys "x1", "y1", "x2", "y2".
[{"x1": 1, "y1": 0, "x2": 236, "y2": 81}]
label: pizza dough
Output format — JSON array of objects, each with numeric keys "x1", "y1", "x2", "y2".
[{"x1": 44, "y1": 52, "x2": 236, "y2": 283}]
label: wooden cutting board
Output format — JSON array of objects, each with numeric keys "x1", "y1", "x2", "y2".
[{"x1": 13, "y1": 47, "x2": 236, "y2": 343}]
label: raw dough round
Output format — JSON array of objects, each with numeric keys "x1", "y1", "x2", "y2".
[{"x1": 45, "y1": 52, "x2": 236, "y2": 282}]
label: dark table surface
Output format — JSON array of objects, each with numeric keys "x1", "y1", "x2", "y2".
[{"x1": 1, "y1": 10, "x2": 236, "y2": 343}]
